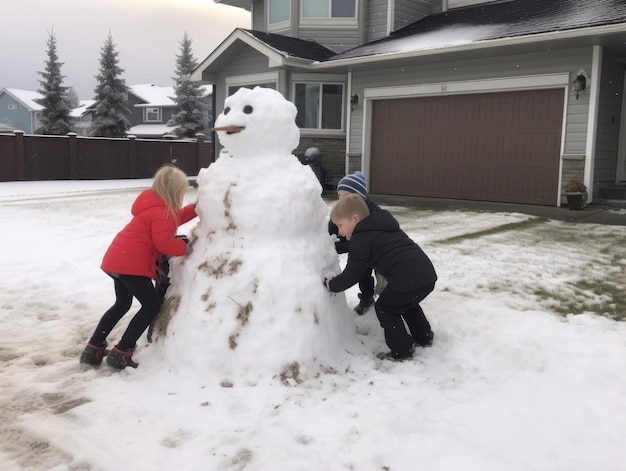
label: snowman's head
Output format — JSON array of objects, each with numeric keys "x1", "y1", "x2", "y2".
[{"x1": 212, "y1": 87, "x2": 300, "y2": 158}]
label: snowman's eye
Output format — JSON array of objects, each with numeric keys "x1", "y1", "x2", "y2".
[
  {"x1": 243, "y1": 105, "x2": 253, "y2": 114},
  {"x1": 224, "y1": 107, "x2": 230, "y2": 115}
]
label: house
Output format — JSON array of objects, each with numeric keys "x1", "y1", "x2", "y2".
[
  {"x1": 0, "y1": 88, "x2": 43, "y2": 133},
  {"x1": 124, "y1": 83, "x2": 213, "y2": 138},
  {"x1": 195, "y1": 0, "x2": 626, "y2": 206},
  {"x1": 70, "y1": 100, "x2": 97, "y2": 136}
]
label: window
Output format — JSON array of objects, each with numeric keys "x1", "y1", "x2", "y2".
[
  {"x1": 8, "y1": 104, "x2": 17, "y2": 110},
  {"x1": 145, "y1": 107, "x2": 161, "y2": 122},
  {"x1": 302, "y1": 0, "x2": 356, "y2": 18},
  {"x1": 294, "y1": 82, "x2": 343, "y2": 130},
  {"x1": 269, "y1": 0, "x2": 290, "y2": 24}
]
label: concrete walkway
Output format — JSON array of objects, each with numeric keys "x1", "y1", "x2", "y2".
[{"x1": 362, "y1": 194, "x2": 626, "y2": 226}]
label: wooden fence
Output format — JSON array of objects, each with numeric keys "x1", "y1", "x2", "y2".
[{"x1": 0, "y1": 131, "x2": 213, "y2": 182}]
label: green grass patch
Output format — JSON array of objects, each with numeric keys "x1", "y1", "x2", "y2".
[
  {"x1": 434, "y1": 217, "x2": 549, "y2": 245},
  {"x1": 533, "y1": 278, "x2": 626, "y2": 321}
]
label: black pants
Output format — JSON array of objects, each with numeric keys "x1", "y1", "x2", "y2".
[
  {"x1": 89, "y1": 274, "x2": 160, "y2": 351},
  {"x1": 375, "y1": 283, "x2": 434, "y2": 355}
]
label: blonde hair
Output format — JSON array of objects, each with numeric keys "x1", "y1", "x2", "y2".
[
  {"x1": 331, "y1": 193, "x2": 369, "y2": 223},
  {"x1": 152, "y1": 164, "x2": 188, "y2": 220}
]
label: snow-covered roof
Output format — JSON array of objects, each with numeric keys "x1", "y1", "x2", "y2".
[
  {"x1": 128, "y1": 83, "x2": 212, "y2": 108},
  {"x1": 2, "y1": 88, "x2": 43, "y2": 111},
  {"x1": 326, "y1": 0, "x2": 626, "y2": 63},
  {"x1": 70, "y1": 100, "x2": 97, "y2": 118},
  {"x1": 129, "y1": 84, "x2": 176, "y2": 107},
  {"x1": 126, "y1": 123, "x2": 176, "y2": 137}
]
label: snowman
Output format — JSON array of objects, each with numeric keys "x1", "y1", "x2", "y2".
[{"x1": 152, "y1": 87, "x2": 360, "y2": 385}]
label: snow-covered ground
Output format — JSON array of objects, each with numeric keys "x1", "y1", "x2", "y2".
[{"x1": 0, "y1": 180, "x2": 625, "y2": 471}]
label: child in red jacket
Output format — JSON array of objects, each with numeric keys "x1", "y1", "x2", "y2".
[{"x1": 80, "y1": 164, "x2": 197, "y2": 370}]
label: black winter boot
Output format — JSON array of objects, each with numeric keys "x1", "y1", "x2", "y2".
[
  {"x1": 79, "y1": 342, "x2": 109, "y2": 367},
  {"x1": 354, "y1": 294, "x2": 375, "y2": 315},
  {"x1": 106, "y1": 346, "x2": 138, "y2": 370}
]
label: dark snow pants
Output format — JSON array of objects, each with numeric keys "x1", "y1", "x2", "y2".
[
  {"x1": 89, "y1": 274, "x2": 160, "y2": 351},
  {"x1": 375, "y1": 283, "x2": 435, "y2": 355}
]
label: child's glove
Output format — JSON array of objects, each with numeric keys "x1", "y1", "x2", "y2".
[
  {"x1": 323, "y1": 277, "x2": 332, "y2": 291},
  {"x1": 329, "y1": 234, "x2": 339, "y2": 243}
]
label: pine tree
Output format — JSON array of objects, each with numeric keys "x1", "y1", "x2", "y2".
[
  {"x1": 90, "y1": 34, "x2": 130, "y2": 137},
  {"x1": 168, "y1": 32, "x2": 208, "y2": 138},
  {"x1": 35, "y1": 29, "x2": 71, "y2": 135}
]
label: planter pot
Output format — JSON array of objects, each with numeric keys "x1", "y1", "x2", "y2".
[{"x1": 565, "y1": 191, "x2": 587, "y2": 210}]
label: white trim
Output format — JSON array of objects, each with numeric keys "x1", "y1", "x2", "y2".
[
  {"x1": 225, "y1": 72, "x2": 280, "y2": 89},
  {"x1": 557, "y1": 88, "x2": 571, "y2": 207},
  {"x1": 346, "y1": 70, "x2": 353, "y2": 175},
  {"x1": 584, "y1": 45, "x2": 602, "y2": 202},
  {"x1": 386, "y1": 0, "x2": 394, "y2": 35},
  {"x1": 616, "y1": 69, "x2": 626, "y2": 183},
  {"x1": 291, "y1": 73, "x2": 347, "y2": 82},
  {"x1": 363, "y1": 73, "x2": 570, "y2": 100}
]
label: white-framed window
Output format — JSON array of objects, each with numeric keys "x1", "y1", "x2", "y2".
[
  {"x1": 145, "y1": 107, "x2": 161, "y2": 122},
  {"x1": 294, "y1": 81, "x2": 344, "y2": 130},
  {"x1": 302, "y1": 0, "x2": 356, "y2": 18},
  {"x1": 268, "y1": 0, "x2": 291, "y2": 26},
  {"x1": 8, "y1": 104, "x2": 17, "y2": 110}
]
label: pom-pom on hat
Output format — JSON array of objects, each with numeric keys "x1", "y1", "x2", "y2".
[{"x1": 337, "y1": 171, "x2": 367, "y2": 198}]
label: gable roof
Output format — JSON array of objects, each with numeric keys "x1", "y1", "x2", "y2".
[
  {"x1": 70, "y1": 100, "x2": 97, "y2": 118},
  {"x1": 1, "y1": 88, "x2": 43, "y2": 111},
  {"x1": 323, "y1": 0, "x2": 626, "y2": 65},
  {"x1": 128, "y1": 84, "x2": 177, "y2": 108},
  {"x1": 190, "y1": 28, "x2": 336, "y2": 81}
]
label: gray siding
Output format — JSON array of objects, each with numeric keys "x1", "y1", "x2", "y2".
[
  {"x1": 0, "y1": 94, "x2": 37, "y2": 133},
  {"x1": 366, "y1": 0, "x2": 388, "y2": 42},
  {"x1": 252, "y1": 0, "x2": 266, "y2": 31},
  {"x1": 447, "y1": 0, "x2": 495, "y2": 8},
  {"x1": 298, "y1": 27, "x2": 361, "y2": 53},
  {"x1": 394, "y1": 0, "x2": 434, "y2": 32},
  {"x1": 349, "y1": 47, "x2": 594, "y2": 155},
  {"x1": 594, "y1": 52, "x2": 624, "y2": 190}
]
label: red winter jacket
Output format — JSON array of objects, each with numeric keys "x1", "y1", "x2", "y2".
[{"x1": 101, "y1": 189, "x2": 197, "y2": 279}]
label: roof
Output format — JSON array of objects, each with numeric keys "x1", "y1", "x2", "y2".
[
  {"x1": 126, "y1": 124, "x2": 176, "y2": 137},
  {"x1": 1, "y1": 88, "x2": 43, "y2": 111},
  {"x1": 128, "y1": 84, "x2": 176, "y2": 107},
  {"x1": 326, "y1": 0, "x2": 626, "y2": 63},
  {"x1": 128, "y1": 83, "x2": 213, "y2": 108},
  {"x1": 70, "y1": 100, "x2": 97, "y2": 118},
  {"x1": 243, "y1": 29, "x2": 337, "y2": 61},
  {"x1": 190, "y1": 28, "x2": 336, "y2": 81}
]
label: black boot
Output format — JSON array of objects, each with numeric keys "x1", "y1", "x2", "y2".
[
  {"x1": 354, "y1": 294, "x2": 375, "y2": 315},
  {"x1": 79, "y1": 342, "x2": 109, "y2": 367},
  {"x1": 376, "y1": 343, "x2": 417, "y2": 362},
  {"x1": 106, "y1": 346, "x2": 138, "y2": 370}
]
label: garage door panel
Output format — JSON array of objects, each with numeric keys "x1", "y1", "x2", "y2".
[{"x1": 370, "y1": 89, "x2": 564, "y2": 205}]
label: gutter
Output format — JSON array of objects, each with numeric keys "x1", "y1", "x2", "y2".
[{"x1": 311, "y1": 22, "x2": 626, "y2": 69}]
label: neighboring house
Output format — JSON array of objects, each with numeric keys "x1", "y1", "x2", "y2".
[
  {"x1": 124, "y1": 83, "x2": 213, "y2": 138},
  {"x1": 70, "y1": 100, "x2": 97, "y2": 136},
  {"x1": 197, "y1": 0, "x2": 626, "y2": 206},
  {"x1": 0, "y1": 88, "x2": 43, "y2": 133}
]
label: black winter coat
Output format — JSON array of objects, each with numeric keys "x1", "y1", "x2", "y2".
[
  {"x1": 328, "y1": 209, "x2": 437, "y2": 293},
  {"x1": 329, "y1": 198, "x2": 381, "y2": 254}
]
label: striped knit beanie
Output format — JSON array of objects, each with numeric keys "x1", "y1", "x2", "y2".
[{"x1": 337, "y1": 171, "x2": 367, "y2": 198}]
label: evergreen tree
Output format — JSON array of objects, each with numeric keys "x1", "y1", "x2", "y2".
[
  {"x1": 35, "y1": 29, "x2": 71, "y2": 135},
  {"x1": 90, "y1": 34, "x2": 130, "y2": 137},
  {"x1": 168, "y1": 32, "x2": 208, "y2": 138}
]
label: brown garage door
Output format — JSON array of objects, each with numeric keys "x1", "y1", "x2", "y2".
[{"x1": 369, "y1": 89, "x2": 564, "y2": 205}]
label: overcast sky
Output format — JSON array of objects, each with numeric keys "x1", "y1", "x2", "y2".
[{"x1": 0, "y1": 0, "x2": 250, "y2": 99}]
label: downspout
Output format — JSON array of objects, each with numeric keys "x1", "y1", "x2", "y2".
[
  {"x1": 441, "y1": 0, "x2": 448, "y2": 12},
  {"x1": 585, "y1": 45, "x2": 602, "y2": 202},
  {"x1": 345, "y1": 69, "x2": 353, "y2": 175}
]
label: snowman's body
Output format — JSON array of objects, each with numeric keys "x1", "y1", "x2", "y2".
[{"x1": 154, "y1": 87, "x2": 358, "y2": 385}]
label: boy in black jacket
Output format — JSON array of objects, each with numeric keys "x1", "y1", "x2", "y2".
[
  {"x1": 328, "y1": 171, "x2": 381, "y2": 315},
  {"x1": 325, "y1": 194, "x2": 437, "y2": 360}
]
